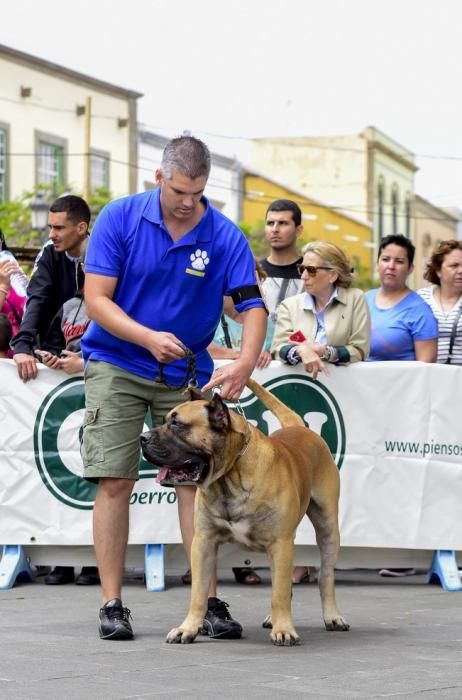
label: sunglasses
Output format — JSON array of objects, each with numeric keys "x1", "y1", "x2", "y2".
[{"x1": 297, "y1": 264, "x2": 333, "y2": 277}]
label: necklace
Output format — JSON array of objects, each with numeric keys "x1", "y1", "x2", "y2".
[{"x1": 437, "y1": 288, "x2": 462, "y2": 319}]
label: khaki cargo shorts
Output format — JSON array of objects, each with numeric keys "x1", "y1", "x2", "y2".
[{"x1": 81, "y1": 361, "x2": 190, "y2": 483}]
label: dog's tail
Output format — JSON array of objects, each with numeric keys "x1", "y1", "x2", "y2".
[{"x1": 246, "y1": 377, "x2": 304, "y2": 428}]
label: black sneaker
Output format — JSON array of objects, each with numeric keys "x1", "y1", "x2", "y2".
[
  {"x1": 75, "y1": 566, "x2": 101, "y2": 585},
  {"x1": 44, "y1": 566, "x2": 75, "y2": 585},
  {"x1": 99, "y1": 598, "x2": 133, "y2": 640},
  {"x1": 201, "y1": 597, "x2": 243, "y2": 639}
]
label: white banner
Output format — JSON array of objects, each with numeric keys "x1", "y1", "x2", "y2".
[{"x1": 1, "y1": 358, "x2": 462, "y2": 550}]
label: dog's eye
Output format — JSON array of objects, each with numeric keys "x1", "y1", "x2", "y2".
[{"x1": 170, "y1": 417, "x2": 184, "y2": 430}]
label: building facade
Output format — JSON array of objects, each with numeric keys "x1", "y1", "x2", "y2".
[
  {"x1": 413, "y1": 196, "x2": 459, "y2": 287},
  {"x1": 0, "y1": 44, "x2": 141, "y2": 203},
  {"x1": 251, "y1": 126, "x2": 417, "y2": 275},
  {"x1": 243, "y1": 169, "x2": 372, "y2": 279}
]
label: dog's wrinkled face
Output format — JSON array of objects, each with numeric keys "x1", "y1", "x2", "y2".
[{"x1": 140, "y1": 392, "x2": 231, "y2": 486}]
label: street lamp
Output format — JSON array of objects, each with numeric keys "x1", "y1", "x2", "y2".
[{"x1": 30, "y1": 191, "x2": 49, "y2": 242}]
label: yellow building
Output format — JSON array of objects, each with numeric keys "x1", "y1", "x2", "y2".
[{"x1": 243, "y1": 169, "x2": 373, "y2": 279}]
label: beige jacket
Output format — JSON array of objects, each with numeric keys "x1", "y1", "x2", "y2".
[{"x1": 272, "y1": 286, "x2": 370, "y2": 363}]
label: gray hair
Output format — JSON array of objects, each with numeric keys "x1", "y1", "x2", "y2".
[{"x1": 160, "y1": 136, "x2": 211, "y2": 180}]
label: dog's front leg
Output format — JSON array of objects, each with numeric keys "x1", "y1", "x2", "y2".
[
  {"x1": 166, "y1": 533, "x2": 217, "y2": 644},
  {"x1": 266, "y1": 538, "x2": 300, "y2": 646}
]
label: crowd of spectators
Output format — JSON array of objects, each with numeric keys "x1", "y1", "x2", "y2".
[{"x1": 1, "y1": 135, "x2": 461, "y2": 638}]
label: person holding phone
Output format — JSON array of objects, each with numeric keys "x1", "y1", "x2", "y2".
[{"x1": 272, "y1": 241, "x2": 370, "y2": 378}]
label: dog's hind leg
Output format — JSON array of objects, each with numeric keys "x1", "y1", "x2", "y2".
[{"x1": 307, "y1": 499, "x2": 349, "y2": 631}]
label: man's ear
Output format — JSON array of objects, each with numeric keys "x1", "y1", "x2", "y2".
[
  {"x1": 77, "y1": 221, "x2": 88, "y2": 236},
  {"x1": 189, "y1": 386, "x2": 203, "y2": 401},
  {"x1": 206, "y1": 393, "x2": 230, "y2": 431}
]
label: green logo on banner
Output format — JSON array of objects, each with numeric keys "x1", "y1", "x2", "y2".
[
  {"x1": 239, "y1": 374, "x2": 346, "y2": 469},
  {"x1": 33, "y1": 377, "x2": 155, "y2": 511},
  {"x1": 33, "y1": 373, "x2": 345, "y2": 510}
]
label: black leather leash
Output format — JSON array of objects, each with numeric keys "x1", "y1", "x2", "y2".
[{"x1": 156, "y1": 343, "x2": 198, "y2": 391}]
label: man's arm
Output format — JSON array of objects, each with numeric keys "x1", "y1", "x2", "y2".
[
  {"x1": 85, "y1": 272, "x2": 185, "y2": 364},
  {"x1": 202, "y1": 306, "x2": 267, "y2": 400}
]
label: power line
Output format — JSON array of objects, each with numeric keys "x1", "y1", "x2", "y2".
[
  {"x1": 3, "y1": 150, "x2": 458, "y2": 225},
  {"x1": 0, "y1": 95, "x2": 122, "y2": 121},
  {"x1": 138, "y1": 119, "x2": 462, "y2": 162},
  {"x1": 2, "y1": 94, "x2": 462, "y2": 162}
]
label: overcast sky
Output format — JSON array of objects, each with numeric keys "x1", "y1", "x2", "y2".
[{"x1": 2, "y1": 0, "x2": 462, "y2": 210}]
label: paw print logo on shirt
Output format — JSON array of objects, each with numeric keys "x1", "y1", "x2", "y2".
[{"x1": 190, "y1": 249, "x2": 210, "y2": 271}]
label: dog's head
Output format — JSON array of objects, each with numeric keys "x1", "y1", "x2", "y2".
[{"x1": 140, "y1": 390, "x2": 246, "y2": 487}]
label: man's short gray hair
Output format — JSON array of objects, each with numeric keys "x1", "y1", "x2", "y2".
[{"x1": 160, "y1": 136, "x2": 211, "y2": 180}]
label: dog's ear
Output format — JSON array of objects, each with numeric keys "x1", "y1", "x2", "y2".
[
  {"x1": 188, "y1": 386, "x2": 203, "y2": 401},
  {"x1": 206, "y1": 393, "x2": 230, "y2": 431}
]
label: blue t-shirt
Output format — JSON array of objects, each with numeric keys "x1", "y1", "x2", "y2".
[
  {"x1": 213, "y1": 315, "x2": 243, "y2": 349},
  {"x1": 365, "y1": 288, "x2": 438, "y2": 361},
  {"x1": 81, "y1": 189, "x2": 264, "y2": 384}
]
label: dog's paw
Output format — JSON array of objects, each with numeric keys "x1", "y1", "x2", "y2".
[
  {"x1": 165, "y1": 626, "x2": 198, "y2": 644},
  {"x1": 262, "y1": 614, "x2": 272, "y2": 629},
  {"x1": 324, "y1": 615, "x2": 350, "y2": 631},
  {"x1": 270, "y1": 628, "x2": 301, "y2": 646}
]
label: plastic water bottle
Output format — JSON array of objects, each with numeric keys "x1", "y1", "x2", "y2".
[{"x1": 0, "y1": 250, "x2": 29, "y2": 296}]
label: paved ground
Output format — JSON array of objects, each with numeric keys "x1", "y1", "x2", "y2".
[{"x1": 1, "y1": 567, "x2": 461, "y2": 699}]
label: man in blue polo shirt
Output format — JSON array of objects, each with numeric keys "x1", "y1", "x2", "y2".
[{"x1": 81, "y1": 136, "x2": 267, "y2": 641}]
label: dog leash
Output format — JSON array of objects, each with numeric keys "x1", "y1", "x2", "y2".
[
  {"x1": 156, "y1": 343, "x2": 199, "y2": 391},
  {"x1": 226, "y1": 398, "x2": 252, "y2": 459}
]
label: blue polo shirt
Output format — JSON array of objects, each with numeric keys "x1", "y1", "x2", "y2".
[{"x1": 81, "y1": 189, "x2": 264, "y2": 384}]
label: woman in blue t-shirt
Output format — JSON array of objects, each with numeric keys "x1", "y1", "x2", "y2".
[
  {"x1": 366, "y1": 234, "x2": 438, "y2": 578},
  {"x1": 365, "y1": 234, "x2": 437, "y2": 362}
]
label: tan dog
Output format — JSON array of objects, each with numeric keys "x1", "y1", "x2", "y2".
[{"x1": 140, "y1": 377, "x2": 349, "y2": 645}]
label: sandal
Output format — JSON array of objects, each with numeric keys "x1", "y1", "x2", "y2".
[
  {"x1": 232, "y1": 567, "x2": 262, "y2": 585},
  {"x1": 181, "y1": 569, "x2": 192, "y2": 585}
]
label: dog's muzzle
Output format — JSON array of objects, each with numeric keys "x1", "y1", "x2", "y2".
[{"x1": 140, "y1": 433, "x2": 210, "y2": 486}]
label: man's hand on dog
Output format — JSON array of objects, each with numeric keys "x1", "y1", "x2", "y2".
[{"x1": 202, "y1": 359, "x2": 251, "y2": 401}]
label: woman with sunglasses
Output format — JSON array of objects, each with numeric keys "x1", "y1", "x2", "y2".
[
  {"x1": 272, "y1": 240, "x2": 370, "y2": 584},
  {"x1": 272, "y1": 241, "x2": 370, "y2": 379}
]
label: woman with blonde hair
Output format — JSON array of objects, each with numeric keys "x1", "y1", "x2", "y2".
[
  {"x1": 418, "y1": 240, "x2": 462, "y2": 365},
  {"x1": 272, "y1": 240, "x2": 370, "y2": 379},
  {"x1": 272, "y1": 240, "x2": 371, "y2": 584}
]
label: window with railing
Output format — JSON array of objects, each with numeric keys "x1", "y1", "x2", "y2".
[
  {"x1": 405, "y1": 194, "x2": 411, "y2": 238},
  {"x1": 377, "y1": 178, "x2": 384, "y2": 240},
  {"x1": 391, "y1": 185, "x2": 399, "y2": 235}
]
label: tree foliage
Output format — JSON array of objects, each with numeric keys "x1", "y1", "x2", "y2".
[
  {"x1": 238, "y1": 219, "x2": 268, "y2": 259},
  {"x1": 0, "y1": 185, "x2": 112, "y2": 248}
]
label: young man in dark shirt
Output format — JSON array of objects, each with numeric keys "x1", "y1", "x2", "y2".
[
  {"x1": 260, "y1": 199, "x2": 304, "y2": 349},
  {"x1": 11, "y1": 194, "x2": 98, "y2": 587},
  {"x1": 11, "y1": 195, "x2": 89, "y2": 380}
]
